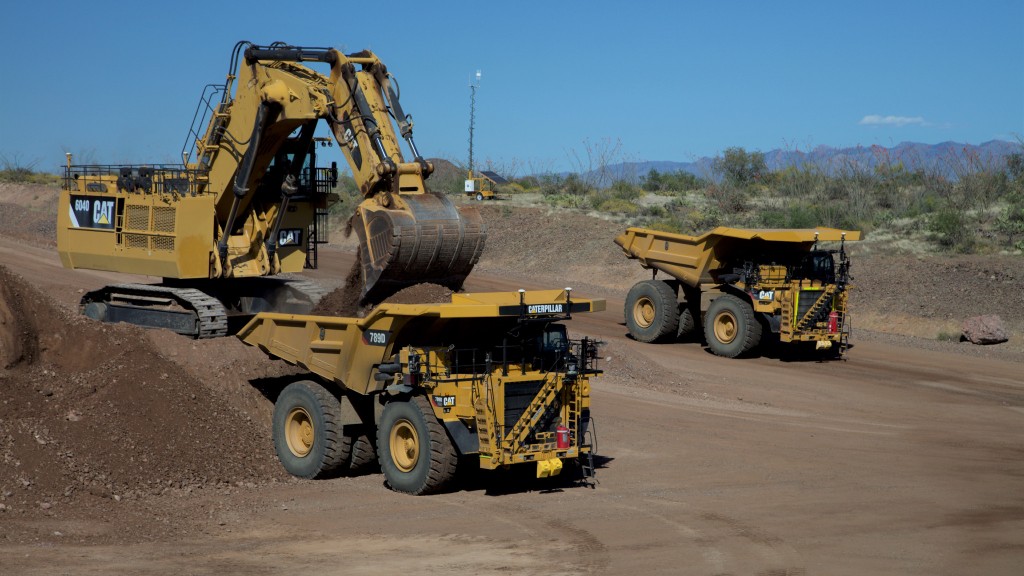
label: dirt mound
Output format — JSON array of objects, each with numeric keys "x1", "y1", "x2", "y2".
[
  {"x1": 475, "y1": 205, "x2": 643, "y2": 294},
  {"x1": 0, "y1": 266, "x2": 286, "y2": 525},
  {"x1": 0, "y1": 184, "x2": 59, "y2": 248},
  {"x1": 849, "y1": 252, "x2": 1024, "y2": 328}
]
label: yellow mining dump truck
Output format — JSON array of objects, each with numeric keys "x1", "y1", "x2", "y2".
[
  {"x1": 615, "y1": 226, "x2": 860, "y2": 358},
  {"x1": 238, "y1": 288, "x2": 604, "y2": 494}
]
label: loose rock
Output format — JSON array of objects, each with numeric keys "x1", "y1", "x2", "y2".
[{"x1": 961, "y1": 315, "x2": 1008, "y2": 345}]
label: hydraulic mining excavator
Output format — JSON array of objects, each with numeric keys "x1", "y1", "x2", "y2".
[{"x1": 57, "y1": 42, "x2": 486, "y2": 338}]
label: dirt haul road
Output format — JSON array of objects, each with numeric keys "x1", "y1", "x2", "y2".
[{"x1": 1, "y1": 235, "x2": 1022, "y2": 575}]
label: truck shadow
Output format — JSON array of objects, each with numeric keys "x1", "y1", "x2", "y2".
[
  {"x1": 451, "y1": 454, "x2": 614, "y2": 496},
  {"x1": 757, "y1": 337, "x2": 854, "y2": 363},
  {"x1": 618, "y1": 323, "x2": 852, "y2": 363},
  {"x1": 248, "y1": 374, "x2": 297, "y2": 403}
]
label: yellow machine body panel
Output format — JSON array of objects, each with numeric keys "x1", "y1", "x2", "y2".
[{"x1": 58, "y1": 184, "x2": 216, "y2": 278}]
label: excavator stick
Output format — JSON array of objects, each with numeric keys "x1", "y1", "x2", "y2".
[{"x1": 353, "y1": 192, "x2": 486, "y2": 302}]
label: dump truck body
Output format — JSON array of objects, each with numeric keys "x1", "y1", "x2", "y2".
[
  {"x1": 238, "y1": 289, "x2": 604, "y2": 493},
  {"x1": 615, "y1": 226, "x2": 860, "y2": 358}
]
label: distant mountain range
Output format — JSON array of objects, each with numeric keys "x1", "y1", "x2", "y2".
[{"x1": 594, "y1": 140, "x2": 1021, "y2": 184}]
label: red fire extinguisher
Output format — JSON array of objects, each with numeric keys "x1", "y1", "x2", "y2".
[
  {"x1": 827, "y1": 310, "x2": 839, "y2": 333},
  {"x1": 556, "y1": 425, "x2": 570, "y2": 449}
]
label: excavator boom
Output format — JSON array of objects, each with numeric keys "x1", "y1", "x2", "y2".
[
  {"x1": 219, "y1": 44, "x2": 486, "y2": 301},
  {"x1": 238, "y1": 45, "x2": 486, "y2": 300}
]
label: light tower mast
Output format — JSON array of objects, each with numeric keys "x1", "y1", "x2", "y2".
[{"x1": 467, "y1": 69, "x2": 481, "y2": 175}]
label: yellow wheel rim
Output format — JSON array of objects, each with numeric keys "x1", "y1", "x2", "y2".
[
  {"x1": 632, "y1": 296, "x2": 656, "y2": 329},
  {"x1": 713, "y1": 310, "x2": 738, "y2": 345},
  {"x1": 284, "y1": 407, "x2": 315, "y2": 458},
  {"x1": 389, "y1": 418, "x2": 420, "y2": 473}
]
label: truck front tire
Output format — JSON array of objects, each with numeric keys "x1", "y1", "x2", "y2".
[
  {"x1": 273, "y1": 380, "x2": 349, "y2": 479},
  {"x1": 704, "y1": 294, "x2": 762, "y2": 358},
  {"x1": 624, "y1": 280, "x2": 680, "y2": 343},
  {"x1": 378, "y1": 396, "x2": 457, "y2": 495}
]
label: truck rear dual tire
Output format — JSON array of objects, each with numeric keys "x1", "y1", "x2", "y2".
[
  {"x1": 273, "y1": 381, "x2": 350, "y2": 479},
  {"x1": 377, "y1": 396, "x2": 457, "y2": 495},
  {"x1": 704, "y1": 294, "x2": 762, "y2": 358},
  {"x1": 624, "y1": 280, "x2": 680, "y2": 343}
]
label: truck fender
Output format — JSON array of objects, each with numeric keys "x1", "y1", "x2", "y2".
[{"x1": 443, "y1": 419, "x2": 479, "y2": 455}]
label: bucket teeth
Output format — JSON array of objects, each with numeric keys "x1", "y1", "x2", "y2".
[{"x1": 354, "y1": 192, "x2": 486, "y2": 302}]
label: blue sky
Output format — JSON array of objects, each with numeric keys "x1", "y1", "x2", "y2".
[{"x1": 1, "y1": 0, "x2": 1020, "y2": 175}]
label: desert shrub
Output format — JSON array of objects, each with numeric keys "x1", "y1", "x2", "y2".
[
  {"x1": 0, "y1": 154, "x2": 60, "y2": 186},
  {"x1": 589, "y1": 180, "x2": 640, "y2": 212},
  {"x1": 640, "y1": 205, "x2": 667, "y2": 218},
  {"x1": 496, "y1": 181, "x2": 526, "y2": 196},
  {"x1": 536, "y1": 174, "x2": 564, "y2": 196},
  {"x1": 956, "y1": 170, "x2": 1010, "y2": 213},
  {"x1": 595, "y1": 198, "x2": 640, "y2": 215},
  {"x1": 608, "y1": 179, "x2": 641, "y2": 200},
  {"x1": 327, "y1": 174, "x2": 360, "y2": 218},
  {"x1": 643, "y1": 168, "x2": 708, "y2": 193},
  {"x1": 774, "y1": 165, "x2": 824, "y2": 198},
  {"x1": 756, "y1": 203, "x2": 819, "y2": 229},
  {"x1": 645, "y1": 217, "x2": 685, "y2": 234},
  {"x1": 996, "y1": 197, "x2": 1024, "y2": 248},
  {"x1": 1006, "y1": 152, "x2": 1024, "y2": 181},
  {"x1": 705, "y1": 183, "x2": 748, "y2": 214},
  {"x1": 563, "y1": 173, "x2": 592, "y2": 196},
  {"x1": 928, "y1": 207, "x2": 976, "y2": 253},
  {"x1": 711, "y1": 147, "x2": 767, "y2": 188},
  {"x1": 515, "y1": 175, "x2": 542, "y2": 191}
]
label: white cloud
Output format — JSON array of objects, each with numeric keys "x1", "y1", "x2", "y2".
[{"x1": 859, "y1": 115, "x2": 926, "y2": 127}]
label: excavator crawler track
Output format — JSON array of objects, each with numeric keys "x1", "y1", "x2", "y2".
[{"x1": 81, "y1": 284, "x2": 228, "y2": 339}]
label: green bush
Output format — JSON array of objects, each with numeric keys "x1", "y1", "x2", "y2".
[
  {"x1": 0, "y1": 154, "x2": 60, "y2": 185},
  {"x1": 642, "y1": 168, "x2": 708, "y2": 193},
  {"x1": 705, "y1": 183, "x2": 747, "y2": 213},
  {"x1": 711, "y1": 147, "x2": 767, "y2": 188},
  {"x1": 996, "y1": 197, "x2": 1024, "y2": 247},
  {"x1": 756, "y1": 203, "x2": 817, "y2": 229},
  {"x1": 609, "y1": 179, "x2": 641, "y2": 200},
  {"x1": 929, "y1": 207, "x2": 976, "y2": 253},
  {"x1": 594, "y1": 198, "x2": 639, "y2": 215}
]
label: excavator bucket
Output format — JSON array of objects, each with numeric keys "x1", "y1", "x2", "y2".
[{"x1": 353, "y1": 192, "x2": 486, "y2": 302}]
